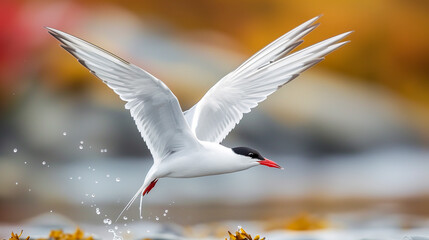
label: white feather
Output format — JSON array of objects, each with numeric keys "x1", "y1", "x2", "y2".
[
  {"x1": 46, "y1": 27, "x2": 201, "y2": 162},
  {"x1": 184, "y1": 17, "x2": 351, "y2": 143}
]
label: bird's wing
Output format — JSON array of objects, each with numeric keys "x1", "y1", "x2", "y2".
[
  {"x1": 184, "y1": 16, "x2": 351, "y2": 143},
  {"x1": 47, "y1": 27, "x2": 200, "y2": 162}
]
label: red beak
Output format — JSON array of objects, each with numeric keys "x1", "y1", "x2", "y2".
[{"x1": 258, "y1": 158, "x2": 283, "y2": 169}]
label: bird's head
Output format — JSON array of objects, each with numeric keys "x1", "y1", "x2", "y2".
[{"x1": 232, "y1": 147, "x2": 283, "y2": 169}]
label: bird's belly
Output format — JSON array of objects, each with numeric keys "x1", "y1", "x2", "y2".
[{"x1": 161, "y1": 155, "x2": 248, "y2": 178}]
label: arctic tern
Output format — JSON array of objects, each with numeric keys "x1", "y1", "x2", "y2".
[{"x1": 47, "y1": 15, "x2": 351, "y2": 220}]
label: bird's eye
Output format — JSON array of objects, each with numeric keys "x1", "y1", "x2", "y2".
[{"x1": 248, "y1": 153, "x2": 255, "y2": 157}]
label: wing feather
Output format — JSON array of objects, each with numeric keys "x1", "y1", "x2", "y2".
[
  {"x1": 185, "y1": 16, "x2": 351, "y2": 143},
  {"x1": 48, "y1": 27, "x2": 200, "y2": 162}
]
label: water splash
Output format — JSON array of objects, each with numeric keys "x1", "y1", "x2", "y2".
[
  {"x1": 96, "y1": 208, "x2": 100, "y2": 215},
  {"x1": 108, "y1": 229, "x2": 122, "y2": 240},
  {"x1": 115, "y1": 177, "x2": 120, "y2": 182},
  {"x1": 13, "y1": 148, "x2": 18, "y2": 153},
  {"x1": 62, "y1": 132, "x2": 67, "y2": 136}
]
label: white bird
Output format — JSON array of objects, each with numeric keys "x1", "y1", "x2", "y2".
[{"x1": 47, "y1": 16, "x2": 351, "y2": 220}]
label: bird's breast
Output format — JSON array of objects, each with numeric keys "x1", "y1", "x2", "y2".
[{"x1": 160, "y1": 150, "x2": 250, "y2": 178}]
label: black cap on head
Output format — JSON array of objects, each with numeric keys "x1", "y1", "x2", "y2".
[{"x1": 232, "y1": 147, "x2": 264, "y2": 160}]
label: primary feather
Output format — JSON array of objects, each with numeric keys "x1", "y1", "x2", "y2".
[
  {"x1": 47, "y1": 27, "x2": 200, "y2": 162},
  {"x1": 184, "y1": 16, "x2": 351, "y2": 143}
]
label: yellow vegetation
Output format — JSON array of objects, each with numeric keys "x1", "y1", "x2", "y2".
[
  {"x1": 41, "y1": 228, "x2": 93, "y2": 240},
  {"x1": 266, "y1": 212, "x2": 329, "y2": 231},
  {"x1": 8, "y1": 231, "x2": 29, "y2": 240},
  {"x1": 226, "y1": 228, "x2": 265, "y2": 240}
]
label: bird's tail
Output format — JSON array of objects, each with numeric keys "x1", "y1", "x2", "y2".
[{"x1": 115, "y1": 182, "x2": 147, "y2": 222}]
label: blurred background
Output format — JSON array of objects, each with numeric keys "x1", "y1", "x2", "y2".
[{"x1": 1, "y1": 0, "x2": 429, "y2": 239}]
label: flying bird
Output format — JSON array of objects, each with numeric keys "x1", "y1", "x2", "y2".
[{"x1": 47, "y1": 16, "x2": 351, "y2": 220}]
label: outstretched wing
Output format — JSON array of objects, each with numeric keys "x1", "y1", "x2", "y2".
[
  {"x1": 184, "y1": 16, "x2": 351, "y2": 143},
  {"x1": 47, "y1": 27, "x2": 200, "y2": 162}
]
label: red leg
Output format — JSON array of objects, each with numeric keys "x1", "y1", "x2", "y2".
[{"x1": 143, "y1": 178, "x2": 158, "y2": 196}]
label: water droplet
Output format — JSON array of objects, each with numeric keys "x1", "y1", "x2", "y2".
[
  {"x1": 155, "y1": 216, "x2": 159, "y2": 221},
  {"x1": 126, "y1": 230, "x2": 130, "y2": 234},
  {"x1": 124, "y1": 224, "x2": 127, "y2": 227},
  {"x1": 28, "y1": 188, "x2": 31, "y2": 192},
  {"x1": 123, "y1": 216, "x2": 128, "y2": 220},
  {"x1": 15, "y1": 182, "x2": 18, "y2": 185},
  {"x1": 115, "y1": 177, "x2": 120, "y2": 182},
  {"x1": 95, "y1": 180, "x2": 98, "y2": 184},
  {"x1": 114, "y1": 226, "x2": 118, "y2": 230},
  {"x1": 92, "y1": 168, "x2": 95, "y2": 172},
  {"x1": 13, "y1": 148, "x2": 18, "y2": 153},
  {"x1": 91, "y1": 194, "x2": 95, "y2": 198},
  {"x1": 85, "y1": 193, "x2": 89, "y2": 197},
  {"x1": 63, "y1": 132, "x2": 67, "y2": 136},
  {"x1": 163, "y1": 213, "x2": 166, "y2": 216},
  {"x1": 96, "y1": 208, "x2": 100, "y2": 215},
  {"x1": 80, "y1": 141, "x2": 84, "y2": 144},
  {"x1": 77, "y1": 176, "x2": 82, "y2": 180},
  {"x1": 106, "y1": 174, "x2": 110, "y2": 178},
  {"x1": 79, "y1": 145, "x2": 83, "y2": 150},
  {"x1": 146, "y1": 230, "x2": 150, "y2": 233},
  {"x1": 50, "y1": 210, "x2": 53, "y2": 213},
  {"x1": 104, "y1": 218, "x2": 112, "y2": 225},
  {"x1": 69, "y1": 177, "x2": 73, "y2": 180},
  {"x1": 164, "y1": 209, "x2": 168, "y2": 213},
  {"x1": 42, "y1": 161, "x2": 46, "y2": 165},
  {"x1": 81, "y1": 201, "x2": 84, "y2": 204},
  {"x1": 24, "y1": 161, "x2": 27, "y2": 165},
  {"x1": 88, "y1": 166, "x2": 91, "y2": 170}
]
